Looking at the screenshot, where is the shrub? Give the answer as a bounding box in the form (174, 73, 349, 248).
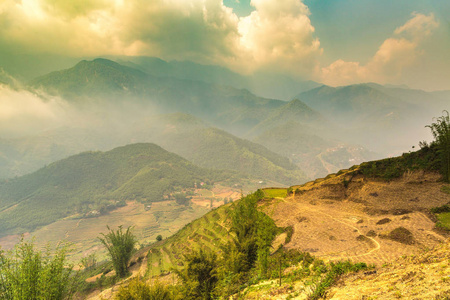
(115, 277, 171, 300)
(0, 238, 77, 300)
(99, 225, 137, 278)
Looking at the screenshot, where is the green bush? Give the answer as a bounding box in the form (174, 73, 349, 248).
(115, 277, 172, 300)
(99, 225, 137, 278)
(0, 238, 77, 300)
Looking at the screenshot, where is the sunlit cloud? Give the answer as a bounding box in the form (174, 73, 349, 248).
(320, 13, 439, 86)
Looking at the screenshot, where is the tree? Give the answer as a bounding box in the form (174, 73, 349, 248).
(0, 238, 77, 300)
(156, 235, 163, 242)
(99, 225, 137, 278)
(177, 250, 218, 300)
(427, 111, 450, 182)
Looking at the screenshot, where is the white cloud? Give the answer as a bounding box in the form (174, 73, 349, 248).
(236, 0, 322, 75)
(0, 84, 70, 137)
(320, 13, 439, 86)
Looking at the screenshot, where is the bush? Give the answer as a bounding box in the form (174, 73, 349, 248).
(99, 225, 137, 278)
(115, 277, 171, 300)
(0, 238, 77, 300)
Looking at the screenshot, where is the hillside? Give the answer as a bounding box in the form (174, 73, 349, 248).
(85, 147, 449, 299)
(157, 126, 308, 186)
(0, 143, 237, 236)
(328, 238, 450, 299)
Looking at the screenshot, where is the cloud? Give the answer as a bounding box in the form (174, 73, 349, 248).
(320, 13, 439, 86)
(0, 83, 70, 137)
(0, 0, 321, 77)
(236, 0, 322, 75)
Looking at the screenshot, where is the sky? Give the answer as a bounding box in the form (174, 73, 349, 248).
(0, 0, 449, 90)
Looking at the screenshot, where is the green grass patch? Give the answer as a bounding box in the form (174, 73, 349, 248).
(436, 212, 450, 230)
(263, 188, 288, 198)
(441, 186, 450, 194)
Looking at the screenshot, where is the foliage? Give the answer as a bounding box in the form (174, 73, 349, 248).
(80, 253, 97, 270)
(359, 144, 440, 180)
(431, 205, 450, 214)
(176, 250, 218, 300)
(436, 213, 450, 231)
(174, 193, 190, 206)
(427, 111, 450, 182)
(156, 235, 163, 242)
(115, 277, 172, 300)
(218, 190, 278, 295)
(0, 238, 77, 300)
(431, 204, 450, 231)
(99, 225, 137, 278)
(308, 261, 367, 300)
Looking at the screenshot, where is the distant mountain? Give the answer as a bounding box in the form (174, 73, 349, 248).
(30, 58, 154, 100)
(253, 121, 378, 178)
(294, 84, 416, 126)
(293, 83, 446, 154)
(116, 56, 321, 99)
(0, 143, 236, 236)
(247, 98, 326, 137)
(31, 58, 288, 134)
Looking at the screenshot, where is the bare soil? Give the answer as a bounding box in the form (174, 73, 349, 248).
(268, 171, 450, 266)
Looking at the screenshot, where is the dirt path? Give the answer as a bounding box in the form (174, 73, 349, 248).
(279, 197, 381, 259)
(310, 208, 381, 258)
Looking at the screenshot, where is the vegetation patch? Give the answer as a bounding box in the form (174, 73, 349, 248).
(359, 145, 440, 180)
(436, 212, 450, 230)
(442, 186, 450, 194)
(308, 261, 368, 300)
(385, 227, 415, 245)
(366, 230, 377, 237)
(376, 218, 391, 225)
(263, 188, 288, 199)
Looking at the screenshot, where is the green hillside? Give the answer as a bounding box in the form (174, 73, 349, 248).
(0, 143, 237, 236)
(159, 126, 308, 185)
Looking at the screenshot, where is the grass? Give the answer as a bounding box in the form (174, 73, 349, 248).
(441, 186, 450, 194)
(263, 188, 288, 199)
(436, 212, 450, 230)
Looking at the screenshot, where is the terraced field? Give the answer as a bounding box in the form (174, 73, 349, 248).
(141, 203, 234, 277)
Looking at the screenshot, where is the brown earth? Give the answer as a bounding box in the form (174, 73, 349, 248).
(328, 238, 450, 299)
(266, 170, 449, 266)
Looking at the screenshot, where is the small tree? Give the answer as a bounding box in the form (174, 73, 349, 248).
(156, 235, 163, 242)
(99, 226, 137, 278)
(177, 250, 218, 300)
(427, 111, 450, 182)
(0, 238, 77, 300)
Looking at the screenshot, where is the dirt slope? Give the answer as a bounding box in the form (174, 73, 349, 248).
(266, 170, 449, 266)
(328, 238, 450, 299)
